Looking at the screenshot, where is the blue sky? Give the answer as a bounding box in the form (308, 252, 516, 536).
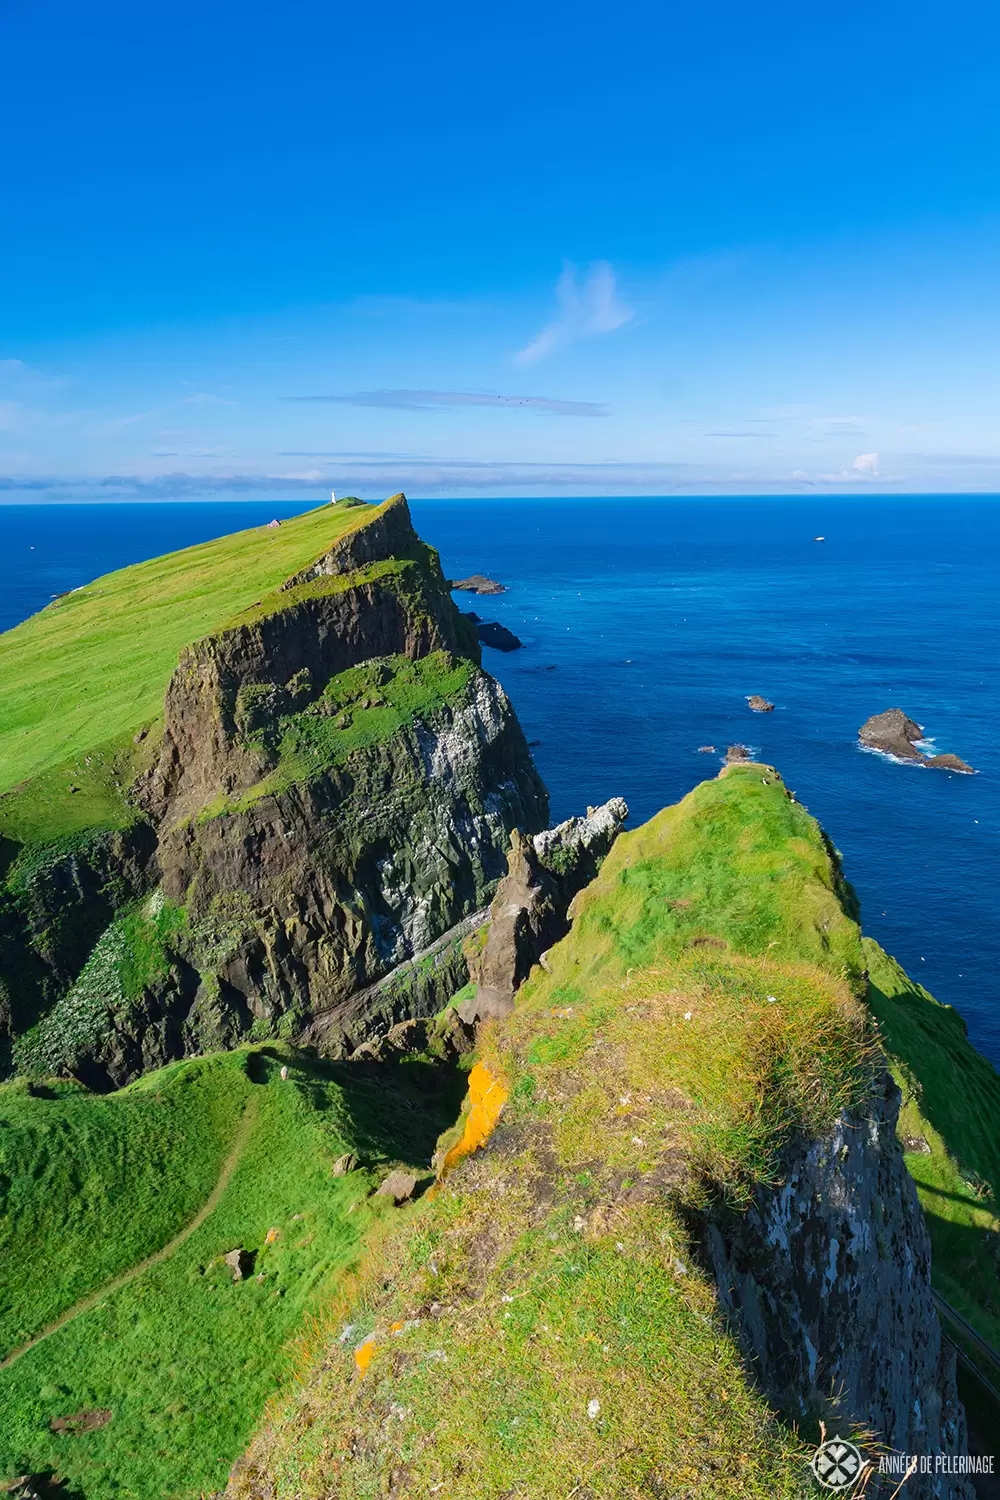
(3, 0, 1000, 499)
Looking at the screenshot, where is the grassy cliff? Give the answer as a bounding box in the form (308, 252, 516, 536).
(0, 500, 384, 809)
(226, 764, 1000, 1500)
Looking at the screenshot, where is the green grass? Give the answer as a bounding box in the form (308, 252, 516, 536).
(864, 938, 1000, 1349)
(0, 1043, 465, 1498)
(0, 498, 385, 802)
(205, 651, 476, 818)
(537, 763, 865, 998)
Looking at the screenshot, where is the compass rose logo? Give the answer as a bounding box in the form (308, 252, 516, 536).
(810, 1435, 864, 1490)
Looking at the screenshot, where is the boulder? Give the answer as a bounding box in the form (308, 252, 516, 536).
(224, 1247, 253, 1281)
(332, 1152, 358, 1176)
(726, 744, 752, 762)
(452, 574, 505, 594)
(374, 1170, 419, 1204)
(746, 695, 774, 713)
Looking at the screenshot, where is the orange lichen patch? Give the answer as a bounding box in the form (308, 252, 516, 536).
(354, 1336, 378, 1377)
(264, 1227, 280, 1245)
(389, 1321, 404, 1333)
(439, 1061, 508, 1179)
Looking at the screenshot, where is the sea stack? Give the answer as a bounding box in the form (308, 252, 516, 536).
(859, 709, 975, 773)
(746, 695, 775, 713)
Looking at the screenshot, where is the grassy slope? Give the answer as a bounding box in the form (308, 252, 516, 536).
(0, 498, 384, 821)
(230, 767, 884, 1499)
(0, 1044, 465, 1498)
(864, 939, 1000, 1349)
(231, 765, 1000, 1499)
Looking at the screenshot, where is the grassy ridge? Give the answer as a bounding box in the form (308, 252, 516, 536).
(0, 500, 382, 801)
(228, 769, 882, 1498)
(0, 1044, 464, 1498)
(230, 766, 1000, 1498)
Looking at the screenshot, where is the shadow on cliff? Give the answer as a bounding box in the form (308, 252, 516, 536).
(250, 1044, 468, 1168)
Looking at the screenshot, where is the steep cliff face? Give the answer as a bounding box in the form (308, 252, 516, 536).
(706, 1071, 971, 1499)
(2, 496, 547, 1085)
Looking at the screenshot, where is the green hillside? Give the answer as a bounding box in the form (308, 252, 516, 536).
(228, 764, 1000, 1500)
(0, 499, 383, 802)
(0, 1044, 465, 1498)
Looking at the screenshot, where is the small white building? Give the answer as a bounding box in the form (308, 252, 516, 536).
(330, 489, 337, 505)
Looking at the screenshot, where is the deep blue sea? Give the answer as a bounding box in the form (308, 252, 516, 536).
(2, 496, 998, 1068)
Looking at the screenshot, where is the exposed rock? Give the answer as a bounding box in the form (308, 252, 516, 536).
(452, 575, 505, 595)
(902, 1134, 932, 1155)
(697, 745, 716, 753)
(925, 753, 976, 774)
(50, 1408, 113, 1435)
(704, 1071, 973, 1500)
(859, 709, 976, 773)
(476, 621, 522, 653)
(725, 744, 752, 762)
(746, 695, 774, 712)
(374, 1170, 419, 1204)
(460, 797, 628, 1024)
(300, 908, 486, 1058)
(859, 708, 926, 762)
(224, 1248, 253, 1281)
(332, 1152, 358, 1176)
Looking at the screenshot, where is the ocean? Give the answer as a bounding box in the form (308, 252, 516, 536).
(2, 495, 997, 1067)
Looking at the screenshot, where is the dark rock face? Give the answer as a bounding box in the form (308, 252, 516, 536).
(476, 620, 522, 653)
(0, 823, 158, 1072)
(726, 743, 752, 762)
(452, 574, 505, 595)
(859, 710, 976, 774)
(704, 1071, 973, 1499)
(460, 797, 628, 1024)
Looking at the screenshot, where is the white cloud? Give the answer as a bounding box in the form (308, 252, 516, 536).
(817, 452, 881, 483)
(516, 262, 633, 364)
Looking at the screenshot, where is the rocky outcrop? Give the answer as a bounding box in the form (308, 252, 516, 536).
(452, 574, 505, 595)
(747, 695, 774, 712)
(460, 797, 628, 1023)
(475, 620, 522, 652)
(860, 710, 976, 774)
(704, 1069, 972, 1499)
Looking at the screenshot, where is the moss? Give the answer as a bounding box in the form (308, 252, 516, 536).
(202, 652, 476, 819)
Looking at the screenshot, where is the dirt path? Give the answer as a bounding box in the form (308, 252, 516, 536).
(0, 1094, 260, 1372)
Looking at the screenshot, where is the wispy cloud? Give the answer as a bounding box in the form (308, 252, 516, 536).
(516, 262, 633, 365)
(280, 390, 607, 416)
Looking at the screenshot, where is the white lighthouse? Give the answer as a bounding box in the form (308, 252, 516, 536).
(330, 489, 337, 505)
